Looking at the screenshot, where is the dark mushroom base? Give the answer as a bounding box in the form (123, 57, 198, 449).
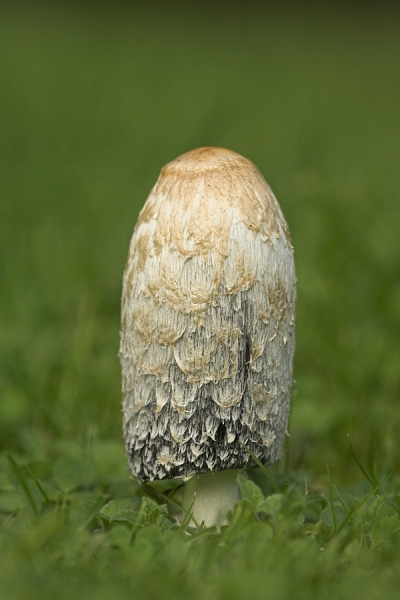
(125, 391, 288, 482)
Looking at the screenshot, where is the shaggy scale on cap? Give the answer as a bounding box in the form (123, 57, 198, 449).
(120, 147, 296, 482)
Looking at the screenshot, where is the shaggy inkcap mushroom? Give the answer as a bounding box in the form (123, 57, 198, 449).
(120, 147, 296, 525)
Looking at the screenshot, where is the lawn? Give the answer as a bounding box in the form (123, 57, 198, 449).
(1, 1, 400, 598)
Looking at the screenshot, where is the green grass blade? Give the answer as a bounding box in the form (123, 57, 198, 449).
(79, 495, 110, 531)
(333, 484, 350, 514)
(348, 436, 376, 485)
(240, 443, 281, 493)
(348, 437, 397, 513)
(129, 499, 148, 541)
(142, 483, 200, 529)
(369, 428, 381, 482)
(7, 453, 39, 517)
(25, 465, 51, 505)
(179, 495, 197, 531)
(337, 473, 392, 533)
(326, 460, 337, 532)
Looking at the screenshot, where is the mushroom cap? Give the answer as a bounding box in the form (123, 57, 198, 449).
(120, 147, 296, 482)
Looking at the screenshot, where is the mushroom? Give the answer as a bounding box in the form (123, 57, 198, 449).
(120, 147, 296, 527)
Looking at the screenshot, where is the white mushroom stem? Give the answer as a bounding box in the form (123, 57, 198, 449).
(183, 469, 240, 528)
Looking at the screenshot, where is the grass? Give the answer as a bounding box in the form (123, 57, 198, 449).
(1, 1, 400, 598)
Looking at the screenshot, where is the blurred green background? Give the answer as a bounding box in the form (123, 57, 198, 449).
(1, 0, 399, 482)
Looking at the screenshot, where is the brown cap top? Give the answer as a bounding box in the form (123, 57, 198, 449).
(161, 147, 252, 176)
(135, 147, 291, 257)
